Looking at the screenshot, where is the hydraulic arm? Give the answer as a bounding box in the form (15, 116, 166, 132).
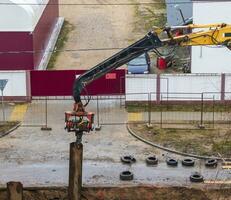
(65, 23, 231, 136)
(73, 32, 162, 104)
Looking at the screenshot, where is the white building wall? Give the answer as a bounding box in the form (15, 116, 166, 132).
(0, 71, 27, 96)
(160, 74, 221, 100)
(126, 74, 221, 101)
(126, 75, 157, 101)
(0, 0, 49, 31)
(192, 1, 231, 73)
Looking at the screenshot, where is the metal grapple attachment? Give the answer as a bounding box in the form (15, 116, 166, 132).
(65, 103, 94, 133)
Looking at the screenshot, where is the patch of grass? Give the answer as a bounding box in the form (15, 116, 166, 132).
(0, 121, 19, 136)
(212, 138, 231, 157)
(47, 20, 75, 70)
(126, 103, 231, 112)
(130, 124, 231, 157)
(133, 0, 166, 35)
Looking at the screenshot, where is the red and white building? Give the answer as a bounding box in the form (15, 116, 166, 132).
(0, 0, 62, 70)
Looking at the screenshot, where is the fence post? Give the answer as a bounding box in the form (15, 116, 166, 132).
(156, 75, 161, 104)
(160, 94, 163, 129)
(213, 95, 215, 129)
(41, 97, 52, 131)
(200, 93, 204, 128)
(7, 182, 23, 200)
(95, 95, 101, 131)
(147, 93, 152, 128)
(221, 73, 225, 102)
(1, 90, 5, 122)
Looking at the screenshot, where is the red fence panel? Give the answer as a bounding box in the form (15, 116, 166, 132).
(30, 69, 125, 96)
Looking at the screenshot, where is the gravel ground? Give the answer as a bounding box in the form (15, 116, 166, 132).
(55, 0, 137, 70)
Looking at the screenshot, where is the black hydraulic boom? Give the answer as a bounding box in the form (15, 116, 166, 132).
(73, 31, 162, 104)
(65, 23, 231, 135)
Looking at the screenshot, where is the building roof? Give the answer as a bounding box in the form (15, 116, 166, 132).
(0, 0, 49, 31)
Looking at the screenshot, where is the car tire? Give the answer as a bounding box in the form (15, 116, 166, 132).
(182, 158, 195, 167)
(120, 171, 134, 181)
(146, 156, 158, 165)
(205, 159, 218, 168)
(166, 158, 178, 166)
(190, 172, 204, 183)
(121, 156, 136, 164)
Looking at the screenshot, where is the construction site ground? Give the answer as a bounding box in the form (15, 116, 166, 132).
(0, 1, 230, 199)
(0, 100, 230, 190)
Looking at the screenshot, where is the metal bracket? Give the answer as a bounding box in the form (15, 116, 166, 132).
(75, 131, 83, 144)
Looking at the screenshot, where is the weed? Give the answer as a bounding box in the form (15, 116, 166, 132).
(126, 103, 231, 112)
(130, 124, 231, 157)
(47, 20, 75, 69)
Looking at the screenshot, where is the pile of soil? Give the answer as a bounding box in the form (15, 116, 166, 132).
(0, 186, 230, 200)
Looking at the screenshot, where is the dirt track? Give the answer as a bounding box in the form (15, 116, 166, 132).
(55, 0, 136, 69)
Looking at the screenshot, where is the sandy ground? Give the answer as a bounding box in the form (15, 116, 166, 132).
(55, 0, 137, 70)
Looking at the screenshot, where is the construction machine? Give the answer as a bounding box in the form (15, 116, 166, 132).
(65, 23, 231, 142)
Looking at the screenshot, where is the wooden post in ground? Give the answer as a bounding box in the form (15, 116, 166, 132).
(68, 142, 83, 200)
(7, 182, 23, 200)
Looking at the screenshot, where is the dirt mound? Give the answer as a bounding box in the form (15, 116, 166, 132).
(0, 186, 230, 200)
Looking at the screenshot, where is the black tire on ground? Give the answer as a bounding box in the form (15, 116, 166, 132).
(166, 158, 178, 166)
(146, 156, 158, 165)
(190, 172, 204, 183)
(182, 158, 195, 167)
(205, 159, 218, 168)
(120, 171, 134, 181)
(121, 156, 136, 164)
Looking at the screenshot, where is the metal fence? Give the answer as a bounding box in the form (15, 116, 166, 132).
(126, 92, 231, 129)
(1, 93, 231, 129)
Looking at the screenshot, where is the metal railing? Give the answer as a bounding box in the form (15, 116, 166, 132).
(1, 93, 231, 129)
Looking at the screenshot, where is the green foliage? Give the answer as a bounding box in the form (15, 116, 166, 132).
(133, 0, 166, 34)
(212, 138, 231, 157)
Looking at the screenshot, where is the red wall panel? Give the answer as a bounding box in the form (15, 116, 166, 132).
(0, 0, 59, 70)
(33, 0, 59, 68)
(30, 70, 125, 96)
(0, 32, 33, 70)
